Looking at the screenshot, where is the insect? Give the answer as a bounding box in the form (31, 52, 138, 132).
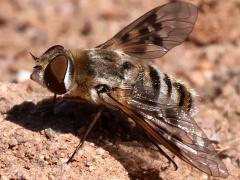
(30, 2, 229, 177)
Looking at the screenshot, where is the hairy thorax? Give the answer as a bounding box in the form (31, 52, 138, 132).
(66, 49, 139, 104)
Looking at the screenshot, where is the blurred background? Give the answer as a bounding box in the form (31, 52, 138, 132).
(0, 0, 239, 179)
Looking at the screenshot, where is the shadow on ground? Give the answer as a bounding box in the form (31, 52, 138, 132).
(6, 98, 168, 179)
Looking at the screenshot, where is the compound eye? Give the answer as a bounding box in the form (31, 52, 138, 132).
(44, 55, 68, 94)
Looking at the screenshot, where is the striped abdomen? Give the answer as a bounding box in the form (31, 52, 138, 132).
(132, 64, 194, 114)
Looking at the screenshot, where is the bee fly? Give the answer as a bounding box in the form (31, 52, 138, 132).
(30, 2, 229, 177)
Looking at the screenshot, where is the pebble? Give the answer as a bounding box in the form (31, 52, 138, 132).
(44, 128, 54, 140)
(39, 154, 45, 160)
(96, 148, 105, 156)
(210, 133, 221, 143)
(88, 165, 95, 172)
(89, 142, 95, 147)
(8, 138, 18, 148)
(85, 161, 92, 167)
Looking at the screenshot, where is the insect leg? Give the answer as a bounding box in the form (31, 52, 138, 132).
(147, 134, 178, 170)
(67, 107, 104, 163)
(52, 93, 57, 105)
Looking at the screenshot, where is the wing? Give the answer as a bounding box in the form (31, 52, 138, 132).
(97, 88, 229, 177)
(96, 2, 198, 59)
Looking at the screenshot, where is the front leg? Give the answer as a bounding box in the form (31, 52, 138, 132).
(67, 106, 104, 163)
(66, 85, 110, 163)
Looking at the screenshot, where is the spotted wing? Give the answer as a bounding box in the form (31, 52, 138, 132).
(98, 88, 229, 177)
(97, 2, 198, 59)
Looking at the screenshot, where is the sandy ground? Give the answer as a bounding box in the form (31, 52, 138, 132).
(0, 0, 240, 179)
